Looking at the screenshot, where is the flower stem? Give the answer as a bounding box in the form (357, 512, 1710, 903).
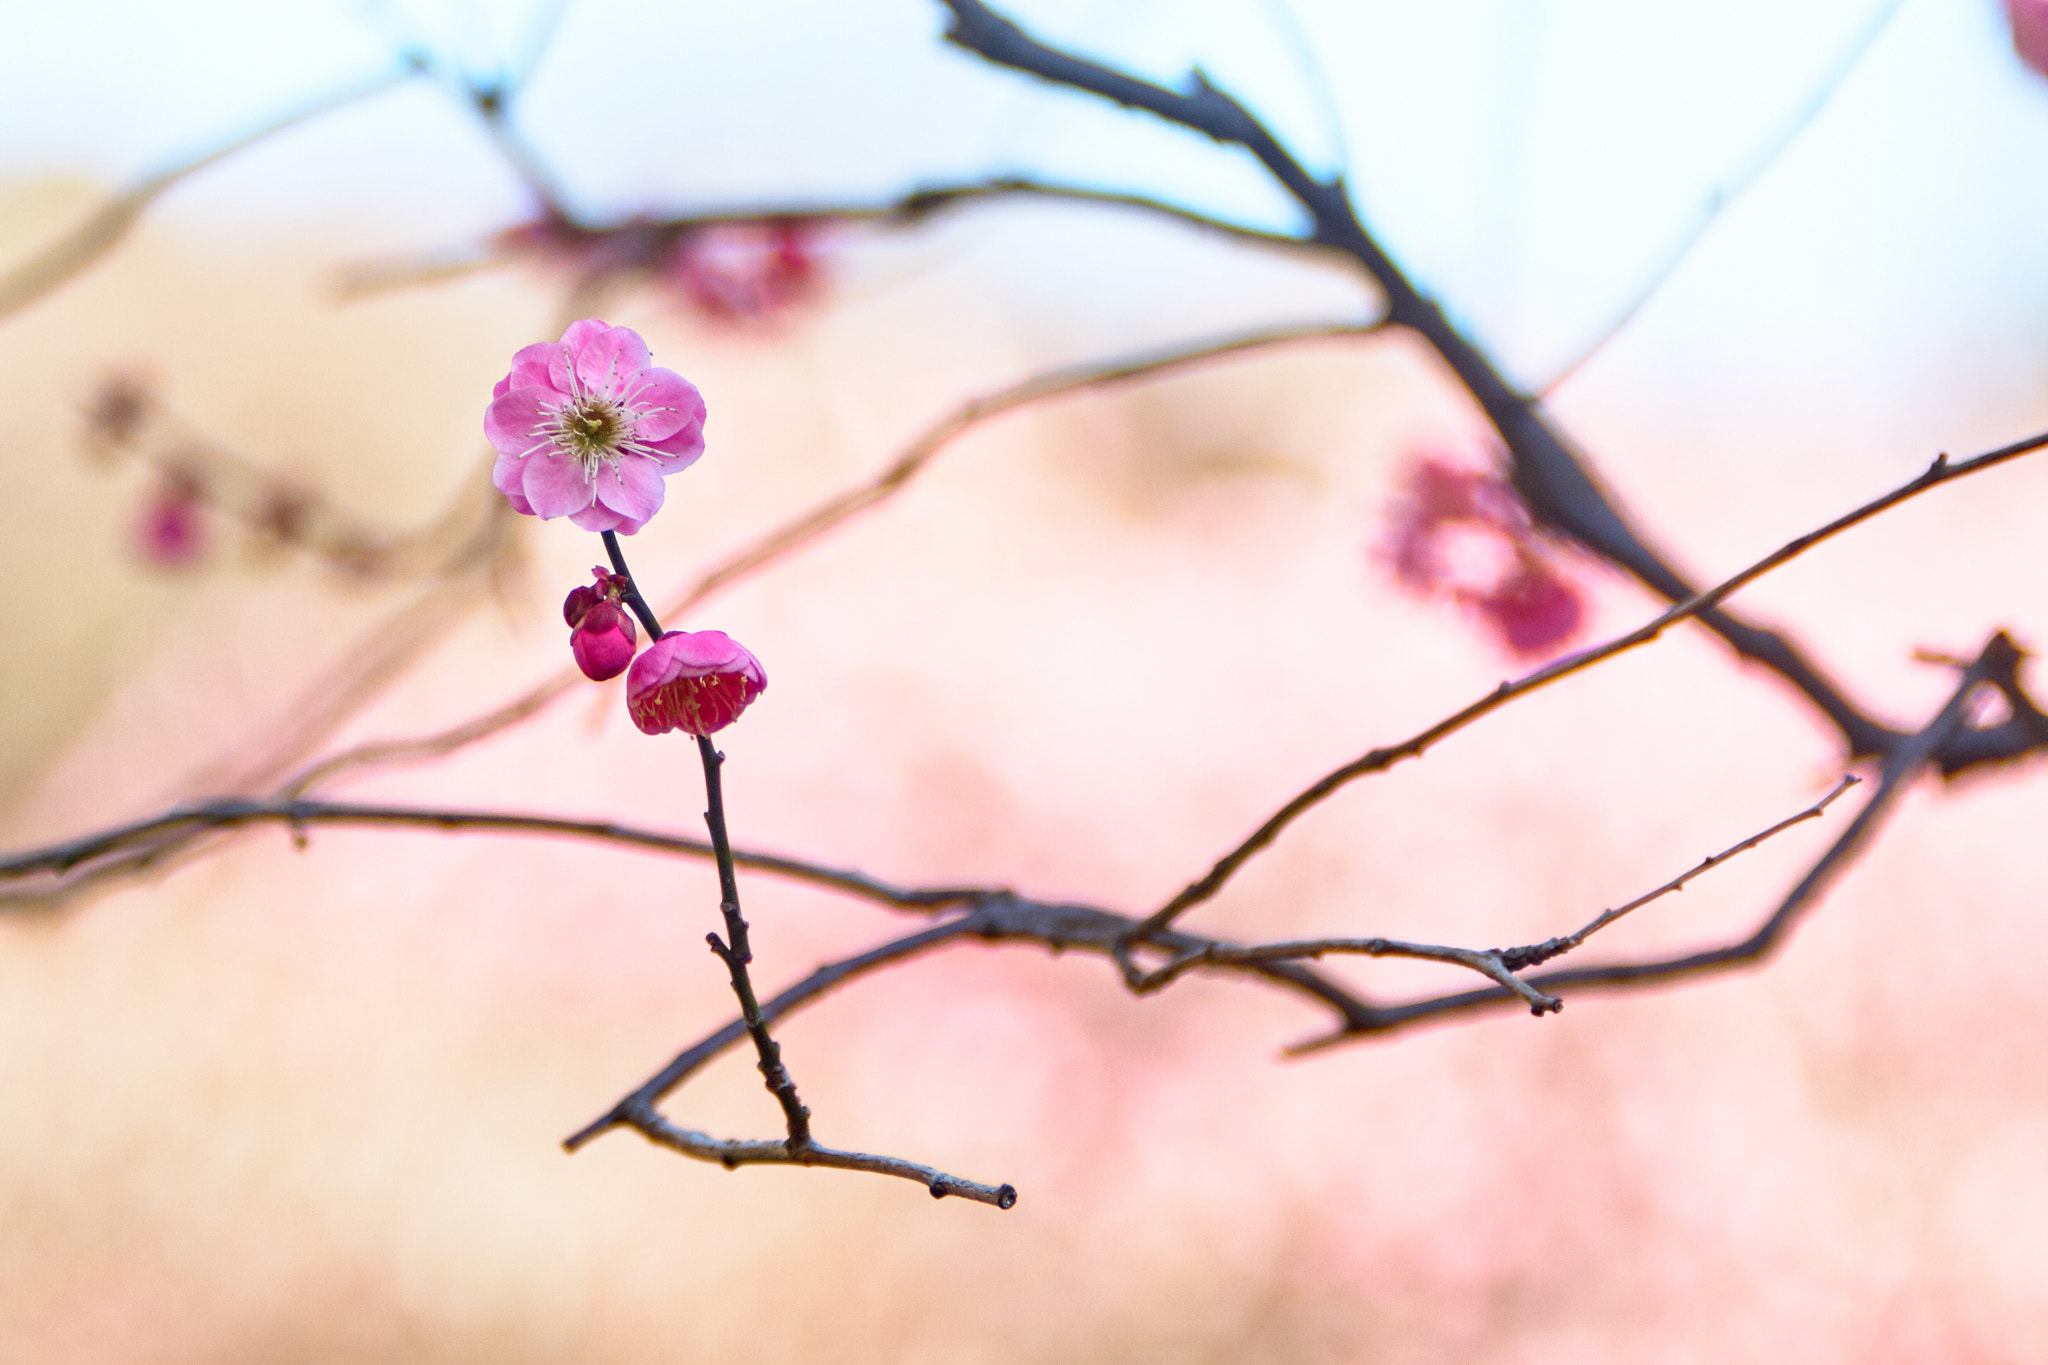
(600, 529, 665, 640)
(698, 732, 812, 1149)
(596, 527, 812, 1150)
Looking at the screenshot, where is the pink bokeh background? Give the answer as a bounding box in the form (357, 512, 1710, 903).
(5, 2, 2048, 1359)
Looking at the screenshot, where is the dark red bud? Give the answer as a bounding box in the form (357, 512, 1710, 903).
(563, 584, 601, 628)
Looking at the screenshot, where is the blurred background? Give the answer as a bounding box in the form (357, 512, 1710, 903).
(4, 0, 2048, 1359)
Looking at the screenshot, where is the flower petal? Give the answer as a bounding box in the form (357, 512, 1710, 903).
(485, 387, 559, 460)
(570, 325, 653, 399)
(507, 341, 563, 393)
(557, 319, 614, 353)
(625, 630, 767, 735)
(491, 447, 525, 497)
(569, 501, 640, 534)
(640, 427, 705, 471)
(621, 367, 705, 443)
(522, 451, 596, 520)
(593, 453, 666, 523)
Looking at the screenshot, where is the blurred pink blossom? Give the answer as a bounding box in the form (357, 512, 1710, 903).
(563, 568, 639, 681)
(484, 320, 706, 535)
(666, 221, 822, 324)
(1383, 455, 1586, 659)
(626, 630, 767, 736)
(2012, 0, 2048, 78)
(134, 474, 206, 567)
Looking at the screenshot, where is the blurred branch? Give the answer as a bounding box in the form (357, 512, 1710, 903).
(937, 0, 1922, 765)
(666, 317, 1383, 610)
(19, 320, 1384, 912)
(334, 175, 1321, 300)
(272, 319, 1384, 798)
(1541, 0, 1909, 395)
(1127, 433, 2048, 941)
(82, 373, 478, 581)
(0, 62, 419, 323)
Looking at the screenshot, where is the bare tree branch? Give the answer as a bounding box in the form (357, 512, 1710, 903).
(334, 175, 1325, 300)
(1288, 633, 2028, 1052)
(1127, 433, 2048, 942)
(1491, 774, 1861, 970)
(0, 798, 981, 910)
(1123, 775, 1861, 1012)
(936, 0, 1923, 763)
(629, 1111, 1018, 1210)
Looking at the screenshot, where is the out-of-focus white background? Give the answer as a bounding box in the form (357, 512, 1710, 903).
(4, 2, 2048, 1359)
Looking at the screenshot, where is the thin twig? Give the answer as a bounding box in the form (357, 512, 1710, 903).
(697, 733, 813, 1149)
(1492, 773, 1861, 971)
(1123, 773, 1860, 1012)
(1287, 633, 2027, 1052)
(0, 798, 987, 911)
(587, 533, 1001, 1200)
(661, 319, 1382, 612)
(565, 892, 1385, 1158)
(1125, 434, 2048, 943)
(1130, 936, 1568, 1015)
(630, 1109, 1017, 1209)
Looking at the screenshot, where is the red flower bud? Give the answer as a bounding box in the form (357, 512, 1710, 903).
(570, 601, 638, 681)
(625, 630, 766, 735)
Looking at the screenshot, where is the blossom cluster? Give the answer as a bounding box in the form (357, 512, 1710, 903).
(497, 215, 825, 327)
(488, 321, 765, 735)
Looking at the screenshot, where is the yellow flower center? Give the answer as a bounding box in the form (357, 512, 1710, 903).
(555, 397, 629, 474)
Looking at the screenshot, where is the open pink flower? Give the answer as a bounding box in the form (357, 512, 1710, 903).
(484, 319, 706, 535)
(625, 630, 767, 736)
(1383, 455, 1586, 660)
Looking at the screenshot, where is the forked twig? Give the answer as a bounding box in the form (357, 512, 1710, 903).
(1121, 774, 1862, 1013)
(1126, 433, 2048, 943)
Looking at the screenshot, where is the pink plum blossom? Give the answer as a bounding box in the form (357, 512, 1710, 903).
(2012, 0, 2048, 79)
(667, 221, 822, 324)
(1383, 455, 1586, 660)
(484, 319, 706, 535)
(625, 630, 767, 736)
